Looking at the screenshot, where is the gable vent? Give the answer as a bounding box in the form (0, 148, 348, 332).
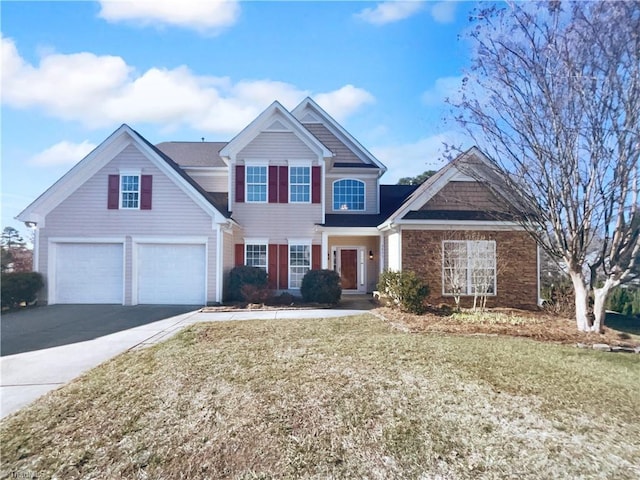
(265, 120, 289, 131)
(300, 112, 321, 123)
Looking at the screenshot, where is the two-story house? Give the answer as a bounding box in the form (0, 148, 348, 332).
(17, 98, 539, 308)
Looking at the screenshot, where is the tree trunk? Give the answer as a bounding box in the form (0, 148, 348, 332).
(569, 271, 590, 332)
(592, 278, 618, 334)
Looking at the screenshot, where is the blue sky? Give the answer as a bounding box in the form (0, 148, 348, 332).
(2, 0, 475, 237)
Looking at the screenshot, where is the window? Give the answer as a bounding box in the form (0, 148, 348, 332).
(333, 179, 365, 211)
(245, 244, 267, 271)
(246, 166, 267, 202)
(289, 166, 310, 203)
(442, 240, 496, 295)
(289, 244, 311, 288)
(121, 175, 140, 209)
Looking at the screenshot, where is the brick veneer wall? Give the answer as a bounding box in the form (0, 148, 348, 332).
(402, 229, 538, 309)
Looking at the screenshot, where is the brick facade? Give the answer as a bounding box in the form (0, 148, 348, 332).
(402, 229, 538, 309)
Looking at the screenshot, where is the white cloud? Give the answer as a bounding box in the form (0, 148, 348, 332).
(356, 1, 424, 25)
(29, 140, 98, 166)
(421, 75, 464, 106)
(98, 0, 240, 34)
(314, 85, 375, 122)
(1, 36, 375, 135)
(372, 131, 467, 183)
(430, 1, 457, 24)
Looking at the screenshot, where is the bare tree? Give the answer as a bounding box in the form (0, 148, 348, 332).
(442, 240, 467, 311)
(451, 1, 640, 332)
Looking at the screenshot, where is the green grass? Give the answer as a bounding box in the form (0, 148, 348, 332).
(2, 315, 639, 479)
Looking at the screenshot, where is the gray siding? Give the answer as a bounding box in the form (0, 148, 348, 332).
(325, 174, 378, 214)
(186, 172, 228, 192)
(39, 143, 219, 304)
(233, 204, 322, 244)
(237, 132, 317, 162)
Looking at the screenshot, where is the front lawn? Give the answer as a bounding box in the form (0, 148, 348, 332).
(2, 315, 639, 479)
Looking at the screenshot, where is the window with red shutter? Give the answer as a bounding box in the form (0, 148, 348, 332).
(107, 175, 119, 209)
(140, 175, 152, 210)
(312, 166, 321, 204)
(278, 166, 288, 203)
(268, 166, 278, 203)
(235, 243, 245, 267)
(312, 245, 321, 270)
(235, 165, 245, 203)
(278, 244, 288, 289)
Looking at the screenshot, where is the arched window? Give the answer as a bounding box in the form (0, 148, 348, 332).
(333, 179, 365, 211)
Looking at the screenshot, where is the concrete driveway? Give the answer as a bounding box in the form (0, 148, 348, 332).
(0, 306, 369, 419)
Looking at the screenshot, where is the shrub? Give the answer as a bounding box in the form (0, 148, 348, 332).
(607, 287, 640, 316)
(227, 266, 268, 302)
(1, 272, 44, 308)
(377, 270, 429, 315)
(267, 292, 295, 306)
(301, 269, 341, 305)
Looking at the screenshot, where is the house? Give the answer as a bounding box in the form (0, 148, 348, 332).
(17, 98, 539, 308)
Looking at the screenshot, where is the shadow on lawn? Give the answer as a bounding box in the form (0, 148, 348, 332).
(606, 312, 640, 336)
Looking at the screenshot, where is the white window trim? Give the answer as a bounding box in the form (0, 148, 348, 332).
(289, 163, 311, 204)
(244, 160, 268, 204)
(244, 238, 269, 271)
(287, 239, 312, 289)
(119, 173, 141, 210)
(441, 240, 497, 296)
(332, 178, 366, 212)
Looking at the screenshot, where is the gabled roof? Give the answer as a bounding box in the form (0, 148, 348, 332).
(381, 147, 514, 227)
(17, 124, 233, 225)
(219, 100, 332, 160)
(292, 97, 387, 175)
(155, 141, 228, 168)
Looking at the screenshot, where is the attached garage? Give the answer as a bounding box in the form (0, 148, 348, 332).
(135, 243, 206, 305)
(52, 242, 124, 304)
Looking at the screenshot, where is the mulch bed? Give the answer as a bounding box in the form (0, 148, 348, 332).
(375, 307, 640, 347)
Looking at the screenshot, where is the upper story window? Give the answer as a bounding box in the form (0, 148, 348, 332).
(246, 166, 267, 203)
(333, 179, 365, 211)
(289, 166, 310, 203)
(442, 240, 496, 296)
(108, 173, 152, 210)
(120, 175, 140, 209)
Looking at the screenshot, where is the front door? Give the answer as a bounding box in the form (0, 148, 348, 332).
(340, 249, 358, 290)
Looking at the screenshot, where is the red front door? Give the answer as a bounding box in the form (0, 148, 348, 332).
(340, 249, 358, 290)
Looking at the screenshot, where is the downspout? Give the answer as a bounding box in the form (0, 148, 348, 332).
(216, 223, 223, 304)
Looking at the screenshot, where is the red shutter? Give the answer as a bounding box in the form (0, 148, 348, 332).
(312, 166, 321, 204)
(235, 165, 245, 203)
(108, 175, 119, 209)
(140, 175, 152, 210)
(278, 244, 288, 289)
(268, 166, 278, 203)
(278, 166, 288, 203)
(268, 244, 278, 289)
(312, 245, 321, 270)
(235, 244, 244, 267)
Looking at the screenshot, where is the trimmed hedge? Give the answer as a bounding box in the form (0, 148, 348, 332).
(377, 270, 429, 314)
(301, 269, 342, 305)
(227, 266, 269, 302)
(1, 272, 44, 308)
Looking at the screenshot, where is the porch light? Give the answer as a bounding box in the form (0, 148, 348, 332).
(369, 250, 374, 260)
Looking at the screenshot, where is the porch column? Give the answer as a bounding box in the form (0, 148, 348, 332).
(321, 231, 329, 269)
(379, 232, 385, 274)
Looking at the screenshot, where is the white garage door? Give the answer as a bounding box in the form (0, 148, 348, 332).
(54, 243, 123, 304)
(137, 243, 206, 305)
